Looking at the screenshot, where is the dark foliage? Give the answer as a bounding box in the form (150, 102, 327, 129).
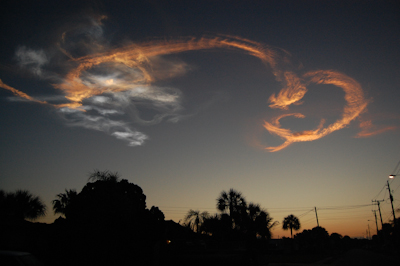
(49, 170, 165, 266)
(0, 189, 46, 221)
(201, 189, 277, 242)
(282, 214, 301, 239)
(295, 226, 330, 251)
(184, 209, 209, 234)
(52, 189, 77, 218)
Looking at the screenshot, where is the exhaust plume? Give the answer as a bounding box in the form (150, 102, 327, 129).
(263, 70, 369, 151)
(0, 16, 373, 150)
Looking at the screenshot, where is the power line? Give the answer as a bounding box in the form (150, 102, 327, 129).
(318, 204, 373, 210)
(320, 217, 371, 221)
(393, 183, 400, 193)
(300, 217, 317, 225)
(298, 209, 314, 218)
(318, 209, 373, 215)
(372, 184, 387, 200)
(390, 159, 400, 176)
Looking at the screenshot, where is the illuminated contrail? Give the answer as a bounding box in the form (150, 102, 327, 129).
(0, 79, 47, 104)
(356, 120, 397, 138)
(263, 70, 370, 151)
(0, 17, 373, 150)
(51, 35, 287, 110)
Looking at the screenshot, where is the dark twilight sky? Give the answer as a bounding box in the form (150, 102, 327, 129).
(1, 0, 399, 238)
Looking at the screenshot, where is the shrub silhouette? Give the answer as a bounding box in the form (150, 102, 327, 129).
(53, 170, 164, 266)
(0, 189, 46, 221)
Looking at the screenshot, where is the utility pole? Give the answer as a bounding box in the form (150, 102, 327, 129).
(373, 199, 388, 245)
(368, 223, 371, 240)
(372, 199, 384, 229)
(315, 207, 320, 227)
(387, 180, 397, 225)
(372, 210, 379, 236)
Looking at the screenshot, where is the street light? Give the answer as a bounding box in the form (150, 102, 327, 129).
(388, 160, 399, 228)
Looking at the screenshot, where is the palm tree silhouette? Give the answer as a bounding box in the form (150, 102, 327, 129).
(217, 188, 247, 229)
(241, 202, 278, 239)
(52, 189, 77, 218)
(255, 210, 278, 239)
(282, 214, 301, 238)
(184, 209, 209, 234)
(1, 189, 46, 221)
(88, 170, 120, 182)
(247, 203, 261, 221)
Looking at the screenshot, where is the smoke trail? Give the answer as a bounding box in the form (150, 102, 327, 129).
(263, 70, 369, 151)
(0, 79, 47, 104)
(0, 17, 372, 150)
(356, 120, 397, 138)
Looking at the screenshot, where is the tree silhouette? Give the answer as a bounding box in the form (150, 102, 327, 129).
(56, 170, 164, 266)
(295, 226, 330, 251)
(282, 214, 301, 238)
(0, 189, 46, 221)
(184, 209, 209, 234)
(88, 169, 120, 182)
(150, 206, 165, 222)
(247, 203, 261, 221)
(217, 188, 247, 229)
(52, 189, 77, 218)
(68, 177, 147, 226)
(330, 232, 343, 250)
(253, 209, 278, 239)
(240, 202, 278, 239)
(202, 213, 232, 239)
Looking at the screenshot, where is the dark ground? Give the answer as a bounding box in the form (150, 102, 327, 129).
(326, 249, 400, 266)
(163, 248, 400, 266)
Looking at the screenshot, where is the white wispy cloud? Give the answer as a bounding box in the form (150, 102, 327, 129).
(15, 46, 49, 77)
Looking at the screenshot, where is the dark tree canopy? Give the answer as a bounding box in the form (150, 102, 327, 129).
(217, 188, 247, 229)
(68, 176, 147, 227)
(184, 209, 209, 234)
(282, 214, 301, 238)
(295, 226, 330, 250)
(88, 169, 120, 183)
(202, 213, 232, 238)
(150, 206, 165, 221)
(52, 189, 77, 218)
(0, 189, 46, 221)
(207, 189, 277, 240)
(51, 170, 165, 266)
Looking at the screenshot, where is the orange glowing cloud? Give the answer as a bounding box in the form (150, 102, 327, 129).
(0, 79, 47, 104)
(263, 70, 370, 151)
(268, 72, 307, 109)
(50, 35, 286, 110)
(0, 17, 374, 148)
(356, 120, 397, 138)
(2, 34, 290, 146)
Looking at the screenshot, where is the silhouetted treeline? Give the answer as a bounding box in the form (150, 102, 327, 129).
(1, 175, 400, 266)
(183, 189, 277, 243)
(1, 171, 165, 266)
